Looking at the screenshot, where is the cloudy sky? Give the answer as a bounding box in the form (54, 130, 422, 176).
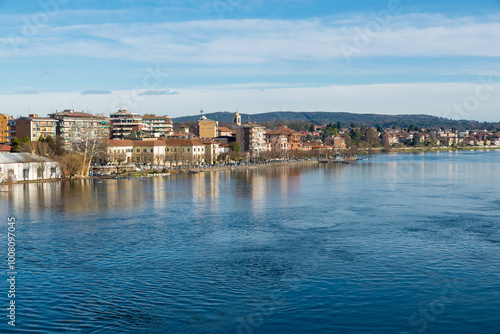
(1, 0, 499, 120)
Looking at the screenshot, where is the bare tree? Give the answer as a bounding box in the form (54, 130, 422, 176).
(59, 154, 83, 180)
(19, 142, 34, 153)
(71, 122, 106, 177)
(35, 141, 52, 158)
(114, 152, 127, 174)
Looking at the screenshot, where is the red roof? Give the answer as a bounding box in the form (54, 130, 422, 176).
(106, 139, 134, 147)
(132, 140, 166, 147)
(0, 144, 11, 152)
(163, 138, 206, 146)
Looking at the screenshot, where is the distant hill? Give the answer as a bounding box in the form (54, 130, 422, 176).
(172, 111, 499, 130)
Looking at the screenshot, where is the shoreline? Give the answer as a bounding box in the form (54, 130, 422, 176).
(2, 147, 499, 186)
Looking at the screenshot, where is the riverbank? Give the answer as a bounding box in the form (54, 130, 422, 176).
(358, 146, 500, 154)
(2, 147, 498, 186)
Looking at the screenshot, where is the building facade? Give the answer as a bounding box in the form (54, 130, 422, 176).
(0, 114, 11, 143)
(235, 123, 266, 153)
(266, 130, 289, 151)
(110, 109, 143, 139)
(0, 153, 60, 182)
(164, 138, 207, 164)
(50, 110, 110, 150)
(15, 114, 57, 141)
(198, 111, 218, 138)
(142, 114, 173, 138)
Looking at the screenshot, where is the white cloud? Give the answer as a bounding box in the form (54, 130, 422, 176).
(1, 13, 500, 64)
(1, 82, 499, 121)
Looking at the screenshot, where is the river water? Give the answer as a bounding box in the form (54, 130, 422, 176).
(1, 150, 500, 333)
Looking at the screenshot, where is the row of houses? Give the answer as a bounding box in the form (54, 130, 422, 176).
(383, 130, 500, 147)
(105, 138, 219, 165)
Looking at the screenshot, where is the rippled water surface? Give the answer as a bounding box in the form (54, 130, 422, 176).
(1, 150, 500, 333)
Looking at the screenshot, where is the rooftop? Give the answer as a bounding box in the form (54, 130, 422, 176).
(0, 153, 52, 164)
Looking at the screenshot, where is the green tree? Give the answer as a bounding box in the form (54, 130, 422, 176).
(412, 134, 421, 146)
(229, 142, 241, 153)
(309, 124, 315, 132)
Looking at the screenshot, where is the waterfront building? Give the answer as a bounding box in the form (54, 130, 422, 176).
(201, 140, 219, 164)
(15, 114, 57, 141)
(235, 122, 266, 153)
(105, 139, 135, 164)
(110, 109, 143, 139)
(142, 114, 173, 138)
(277, 126, 302, 150)
(132, 139, 167, 165)
(325, 136, 346, 149)
(265, 130, 289, 151)
(49, 109, 110, 150)
(0, 153, 60, 183)
(164, 138, 206, 164)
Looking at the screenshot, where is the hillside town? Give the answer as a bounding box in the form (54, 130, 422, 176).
(1, 109, 499, 183)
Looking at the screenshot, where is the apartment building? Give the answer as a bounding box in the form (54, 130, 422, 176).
(235, 123, 266, 153)
(50, 109, 110, 150)
(110, 109, 143, 139)
(0, 113, 11, 143)
(142, 114, 174, 138)
(266, 130, 289, 151)
(15, 114, 57, 141)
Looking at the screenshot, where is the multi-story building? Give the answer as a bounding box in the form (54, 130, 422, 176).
(142, 114, 173, 138)
(201, 140, 219, 164)
(132, 139, 167, 165)
(198, 110, 218, 138)
(164, 138, 207, 164)
(277, 126, 302, 150)
(0, 114, 11, 143)
(235, 123, 266, 153)
(6, 118, 16, 144)
(266, 130, 289, 151)
(105, 139, 134, 164)
(325, 136, 346, 149)
(15, 114, 57, 141)
(218, 127, 233, 137)
(110, 109, 143, 139)
(49, 109, 110, 150)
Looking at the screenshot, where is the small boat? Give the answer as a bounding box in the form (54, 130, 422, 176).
(188, 171, 199, 175)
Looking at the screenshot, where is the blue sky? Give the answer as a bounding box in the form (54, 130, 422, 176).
(1, 0, 499, 121)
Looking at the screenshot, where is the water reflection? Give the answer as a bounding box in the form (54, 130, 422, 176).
(1, 152, 499, 333)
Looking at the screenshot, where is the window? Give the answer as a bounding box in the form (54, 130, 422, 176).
(137, 149, 140, 153)
(151, 149, 153, 153)
(37, 167, 43, 179)
(23, 169, 29, 179)
(51, 167, 56, 175)
(143, 149, 147, 153)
